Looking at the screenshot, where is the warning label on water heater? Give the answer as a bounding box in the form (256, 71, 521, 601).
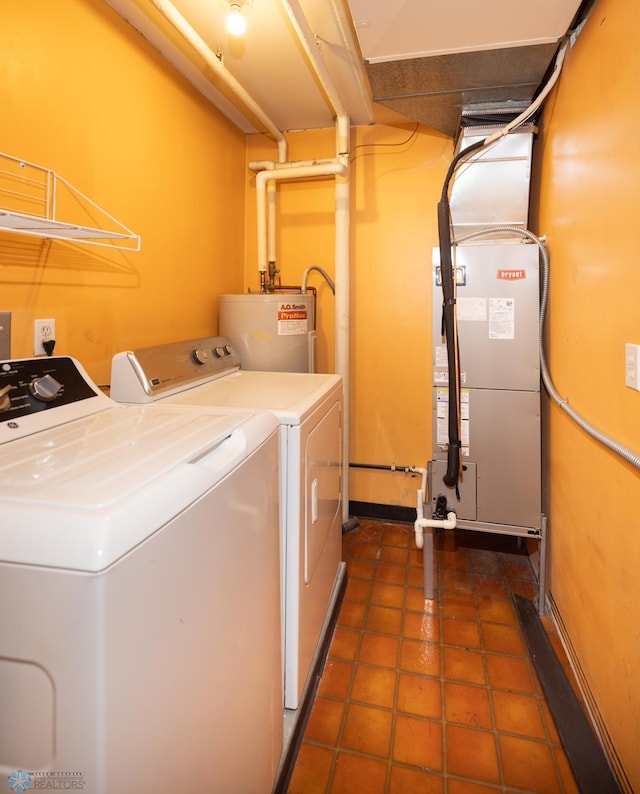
(277, 302, 308, 335)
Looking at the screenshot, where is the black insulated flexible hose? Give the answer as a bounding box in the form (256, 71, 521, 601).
(434, 27, 581, 491)
(437, 139, 486, 488)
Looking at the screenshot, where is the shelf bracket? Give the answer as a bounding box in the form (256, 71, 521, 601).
(0, 152, 140, 251)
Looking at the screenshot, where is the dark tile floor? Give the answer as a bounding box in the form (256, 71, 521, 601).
(286, 519, 580, 793)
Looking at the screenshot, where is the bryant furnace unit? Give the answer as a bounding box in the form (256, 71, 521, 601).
(429, 124, 546, 610)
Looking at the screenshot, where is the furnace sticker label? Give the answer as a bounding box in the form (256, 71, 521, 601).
(434, 369, 448, 384)
(488, 298, 515, 340)
(457, 296, 487, 322)
(433, 369, 466, 386)
(277, 302, 308, 335)
(436, 387, 470, 456)
(434, 346, 466, 383)
(435, 345, 448, 368)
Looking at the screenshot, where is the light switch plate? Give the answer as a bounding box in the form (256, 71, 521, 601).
(625, 343, 640, 391)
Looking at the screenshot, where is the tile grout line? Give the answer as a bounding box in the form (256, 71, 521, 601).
(436, 540, 450, 790)
(328, 534, 373, 793)
(478, 589, 507, 791)
(306, 523, 577, 793)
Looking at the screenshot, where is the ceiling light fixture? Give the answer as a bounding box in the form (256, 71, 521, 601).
(226, 2, 246, 36)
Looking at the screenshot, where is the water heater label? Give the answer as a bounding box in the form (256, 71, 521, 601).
(277, 302, 308, 335)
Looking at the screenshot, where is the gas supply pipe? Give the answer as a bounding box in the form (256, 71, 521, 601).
(348, 462, 457, 548)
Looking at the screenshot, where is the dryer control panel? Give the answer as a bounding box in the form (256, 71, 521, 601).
(111, 336, 241, 403)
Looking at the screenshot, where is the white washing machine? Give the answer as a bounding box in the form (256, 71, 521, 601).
(111, 336, 345, 712)
(0, 355, 282, 794)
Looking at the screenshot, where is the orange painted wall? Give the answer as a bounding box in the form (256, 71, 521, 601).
(245, 126, 452, 507)
(1, 0, 246, 384)
(5, 0, 635, 785)
(533, 0, 640, 786)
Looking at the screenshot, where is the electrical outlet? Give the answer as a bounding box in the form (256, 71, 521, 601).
(625, 343, 640, 391)
(34, 318, 56, 356)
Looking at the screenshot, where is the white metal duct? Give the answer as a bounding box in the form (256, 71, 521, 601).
(347, 0, 588, 136)
(449, 124, 536, 235)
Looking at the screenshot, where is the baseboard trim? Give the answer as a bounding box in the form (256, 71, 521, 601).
(272, 563, 347, 794)
(348, 500, 415, 524)
(546, 594, 633, 794)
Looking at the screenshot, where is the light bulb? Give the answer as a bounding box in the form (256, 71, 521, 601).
(226, 3, 246, 36)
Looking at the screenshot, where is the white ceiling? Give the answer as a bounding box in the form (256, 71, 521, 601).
(348, 0, 582, 63)
(106, 0, 587, 137)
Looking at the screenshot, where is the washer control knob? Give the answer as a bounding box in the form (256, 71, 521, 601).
(213, 346, 226, 358)
(224, 344, 233, 355)
(0, 384, 14, 412)
(192, 348, 208, 365)
(29, 374, 63, 402)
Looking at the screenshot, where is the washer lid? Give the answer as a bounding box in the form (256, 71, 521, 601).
(0, 403, 278, 572)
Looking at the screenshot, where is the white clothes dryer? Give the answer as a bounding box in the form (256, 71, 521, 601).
(111, 337, 345, 712)
(0, 356, 282, 794)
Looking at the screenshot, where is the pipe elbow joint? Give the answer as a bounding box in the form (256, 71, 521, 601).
(443, 511, 457, 530)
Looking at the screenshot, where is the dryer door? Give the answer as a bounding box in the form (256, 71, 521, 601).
(304, 399, 342, 584)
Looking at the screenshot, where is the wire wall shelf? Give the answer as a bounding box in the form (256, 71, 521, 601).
(0, 152, 141, 251)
